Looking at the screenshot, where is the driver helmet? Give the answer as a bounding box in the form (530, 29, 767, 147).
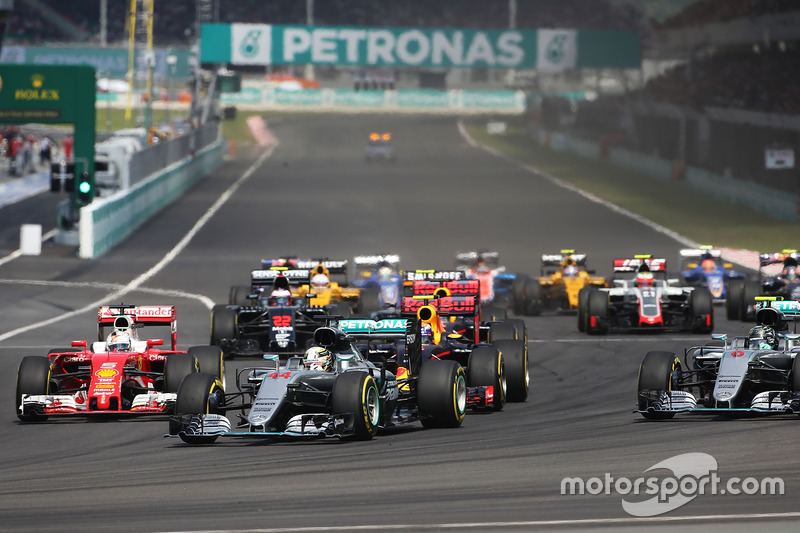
(783, 266, 797, 281)
(304, 346, 332, 371)
(269, 288, 292, 306)
(378, 264, 394, 281)
(635, 271, 655, 287)
(421, 323, 433, 343)
(564, 265, 579, 277)
(748, 325, 777, 350)
(107, 330, 132, 352)
(311, 273, 330, 290)
(701, 258, 716, 273)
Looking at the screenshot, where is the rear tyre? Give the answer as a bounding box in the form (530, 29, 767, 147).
(331, 371, 380, 440)
(228, 285, 252, 306)
(187, 345, 225, 386)
(16, 356, 51, 421)
(690, 288, 714, 333)
(493, 339, 528, 402)
(525, 280, 542, 316)
(586, 290, 608, 335)
(210, 304, 237, 350)
(164, 353, 198, 394)
(419, 360, 467, 428)
(357, 285, 382, 317)
(489, 321, 517, 343)
(726, 279, 744, 320)
(467, 346, 506, 411)
(511, 274, 530, 316)
(482, 305, 508, 321)
(577, 287, 593, 333)
(637, 351, 680, 420)
(741, 281, 761, 322)
(174, 373, 225, 444)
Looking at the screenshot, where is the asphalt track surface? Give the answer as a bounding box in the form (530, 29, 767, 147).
(0, 115, 798, 533)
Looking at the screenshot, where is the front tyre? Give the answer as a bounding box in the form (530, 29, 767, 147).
(164, 353, 198, 394)
(637, 351, 680, 420)
(210, 304, 237, 351)
(467, 346, 506, 411)
(16, 356, 51, 421)
(173, 373, 226, 444)
(419, 360, 467, 428)
(331, 371, 380, 440)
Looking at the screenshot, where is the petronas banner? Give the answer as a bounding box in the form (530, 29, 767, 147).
(201, 24, 640, 70)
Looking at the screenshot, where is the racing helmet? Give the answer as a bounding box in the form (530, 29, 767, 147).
(269, 288, 292, 306)
(378, 264, 394, 281)
(783, 266, 797, 281)
(748, 325, 777, 350)
(311, 273, 330, 290)
(635, 271, 655, 287)
(701, 258, 716, 273)
(107, 330, 132, 352)
(563, 265, 579, 277)
(304, 346, 332, 371)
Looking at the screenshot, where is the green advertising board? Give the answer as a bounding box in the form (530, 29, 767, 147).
(201, 24, 641, 70)
(0, 64, 96, 207)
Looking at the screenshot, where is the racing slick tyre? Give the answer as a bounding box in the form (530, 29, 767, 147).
(228, 285, 252, 306)
(419, 360, 467, 428)
(577, 287, 594, 333)
(637, 351, 680, 420)
(164, 353, 198, 394)
(188, 345, 225, 386)
(726, 279, 744, 321)
(791, 355, 800, 414)
(524, 280, 542, 316)
(482, 305, 508, 321)
(16, 356, 51, 421)
(492, 339, 528, 402)
(173, 373, 226, 444)
(741, 281, 761, 322)
(331, 371, 380, 440)
(512, 274, 530, 316)
(586, 290, 609, 335)
(489, 321, 517, 343)
(467, 346, 506, 411)
(690, 288, 714, 334)
(210, 304, 237, 354)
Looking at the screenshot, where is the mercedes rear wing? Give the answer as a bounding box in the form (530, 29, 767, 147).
(755, 297, 800, 332)
(337, 318, 408, 341)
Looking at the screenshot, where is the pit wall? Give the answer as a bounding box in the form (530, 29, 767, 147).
(535, 129, 798, 224)
(79, 137, 224, 258)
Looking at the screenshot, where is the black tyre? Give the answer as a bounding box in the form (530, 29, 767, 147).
(164, 353, 198, 394)
(586, 290, 608, 335)
(482, 305, 508, 321)
(357, 285, 382, 317)
(174, 373, 226, 444)
(577, 287, 593, 333)
(791, 354, 800, 407)
(467, 346, 506, 411)
(418, 360, 467, 428)
(726, 279, 744, 321)
(187, 346, 225, 382)
(210, 304, 237, 347)
(511, 274, 530, 316)
(331, 371, 380, 440)
(525, 280, 542, 316)
(228, 285, 252, 306)
(690, 288, 714, 333)
(637, 351, 680, 420)
(493, 338, 528, 402)
(741, 281, 761, 322)
(16, 356, 51, 421)
(489, 321, 517, 343)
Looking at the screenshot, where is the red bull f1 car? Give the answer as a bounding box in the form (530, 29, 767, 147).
(578, 255, 714, 335)
(16, 305, 224, 421)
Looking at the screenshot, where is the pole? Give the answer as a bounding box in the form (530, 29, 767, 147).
(100, 0, 107, 46)
(304, 0, 315, 81)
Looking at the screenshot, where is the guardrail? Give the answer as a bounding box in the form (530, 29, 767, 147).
(222, 88, 526, 114)
(79, 128, 224, 258)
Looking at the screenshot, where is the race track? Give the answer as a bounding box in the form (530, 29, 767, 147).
(0, 115, 797, 533)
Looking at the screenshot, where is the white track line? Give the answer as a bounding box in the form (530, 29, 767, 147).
(0, 145, 276, 343)
(162, 511, 800, 533)
(0, 229, 57, 267)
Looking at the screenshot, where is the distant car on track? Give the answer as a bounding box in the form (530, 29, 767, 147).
(679, 246, 745, 303)
(365, 132, 396, 162)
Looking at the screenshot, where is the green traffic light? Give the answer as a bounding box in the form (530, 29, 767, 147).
(78, 181, 91, 194)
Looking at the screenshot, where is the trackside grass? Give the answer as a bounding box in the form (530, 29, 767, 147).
(465, 120, 798, 253)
